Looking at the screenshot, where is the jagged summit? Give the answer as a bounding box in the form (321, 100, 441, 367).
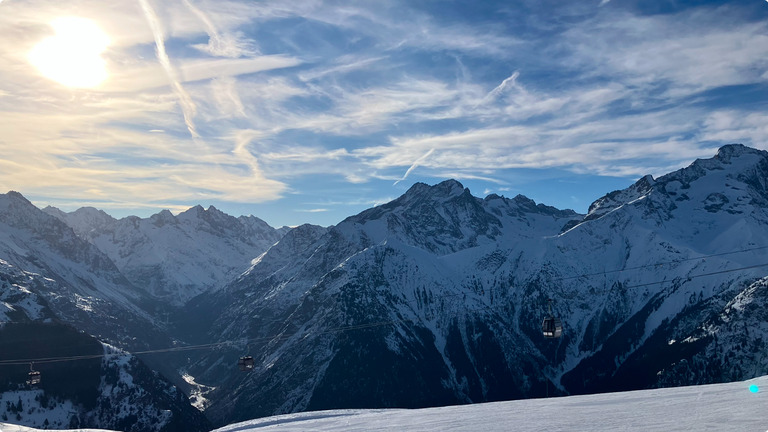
(713, 143, 766, 161)
(650, 144, 767, 188)
(149, 209, 176, 227)
(0, 190, 42, 220)
(397, 180, 470, 207)
(37, 199, 289, 305)
(405, 179, 466, 195)
(578, 144, 768, 229)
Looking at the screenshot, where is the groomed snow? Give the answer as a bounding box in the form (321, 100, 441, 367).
(216, 375, 768, 431)
(2, 375, 767, 431)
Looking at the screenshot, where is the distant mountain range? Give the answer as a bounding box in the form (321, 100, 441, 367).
(42, 204, 288, 306)
(1, 144, 767, 429)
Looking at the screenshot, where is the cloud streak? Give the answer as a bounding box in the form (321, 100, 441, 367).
(138, 0, 199, 138)
(1, 0, 766, 225)
(183, 0, 256, 58)
(394, 148, 435, 186)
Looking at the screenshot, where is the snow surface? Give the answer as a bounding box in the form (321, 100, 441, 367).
(4, 375, 765, 432)
(219, 374, 768, 431)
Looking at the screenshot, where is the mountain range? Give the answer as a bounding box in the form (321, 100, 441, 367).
(1, 144, 767, 429)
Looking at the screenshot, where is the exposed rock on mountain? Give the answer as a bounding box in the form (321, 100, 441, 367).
(44, 204, 287, 305)
(184, 145, 768, 425)
(3, 144, 768, 429)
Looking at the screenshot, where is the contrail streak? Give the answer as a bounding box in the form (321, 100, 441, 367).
(182, 0, 224, 54)
(182, 0, 253, 58)
(485, 71, 520, 101)
(394, 148, 435, 186)
(138, 0, 200, 138)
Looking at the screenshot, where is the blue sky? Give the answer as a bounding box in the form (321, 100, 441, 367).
(0, 0, 766, 227)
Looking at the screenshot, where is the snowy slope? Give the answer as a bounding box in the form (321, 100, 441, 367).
(4, 374, 767, 431)
(0, 192, 169, 348)
(214, 375, 768, 431)
(44, 205, 287, 305)
(0, 322, 210, 432)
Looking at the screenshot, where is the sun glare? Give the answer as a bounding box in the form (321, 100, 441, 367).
(29, 17, 110, 88)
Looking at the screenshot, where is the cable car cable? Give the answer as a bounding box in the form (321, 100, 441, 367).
(1, 252, 768, 367)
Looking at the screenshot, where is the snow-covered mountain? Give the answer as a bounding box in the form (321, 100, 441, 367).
(44, 205, 287, 305)
(0, 194, 256, 431)
(181, 144, 768, 425)
(0, 192, 167, 348)
(3, 144, 768, 430)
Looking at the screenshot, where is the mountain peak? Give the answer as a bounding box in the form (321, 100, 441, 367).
(0, 191, 53, 227)
(185, 204, 206, 215)
(572, 144, 768, 231)
(433, 179, 466, 195)
(713, 143, 765, 162)
(404, 179, 466, 199)
(0, 190, 34, 209)
(150, 209, 176, 227)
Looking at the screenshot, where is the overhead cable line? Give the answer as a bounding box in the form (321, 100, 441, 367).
(1, 246, 768, 367)
(551, 245, 768, 283)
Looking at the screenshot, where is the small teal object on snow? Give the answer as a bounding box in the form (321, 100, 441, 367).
(749, 384, 759, 393)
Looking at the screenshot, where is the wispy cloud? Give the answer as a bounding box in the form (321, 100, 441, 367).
(559, 11, 768, 99)
(482, 71, 520, 104)
(298, 56, 387, 82)
(394, 148, 435, 186)
(0, 0, 765, 224)
(183, 0, 257, 58)
(138, 0, 199, 138)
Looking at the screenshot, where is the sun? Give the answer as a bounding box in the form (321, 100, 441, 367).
(29, 17, 110, 88)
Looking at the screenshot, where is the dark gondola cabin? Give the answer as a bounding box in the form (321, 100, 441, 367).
(238, 356, 255, 371)
(26, 370, 41, 386)
(542, 298, 563, 338)
(542, 316, 562, 338)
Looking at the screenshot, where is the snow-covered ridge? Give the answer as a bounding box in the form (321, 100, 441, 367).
(180, 144, 768, 424)
(44, 203, 287, 305)
(3, 144, 768, 430)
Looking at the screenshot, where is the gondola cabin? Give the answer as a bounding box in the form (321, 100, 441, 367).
(542, 298, 563, 338)
(542, 316, 562, 338)
(26, 370, 41, 386)
(238, 356, 255, 371)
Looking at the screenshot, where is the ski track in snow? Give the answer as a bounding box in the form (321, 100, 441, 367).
(3, 375, 766, 432)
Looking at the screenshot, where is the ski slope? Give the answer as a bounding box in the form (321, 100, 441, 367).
(2, 375, 767, 432)
(213, 376, 768, 431)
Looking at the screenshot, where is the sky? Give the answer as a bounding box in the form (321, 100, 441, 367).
(0, 0, 767, 227)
